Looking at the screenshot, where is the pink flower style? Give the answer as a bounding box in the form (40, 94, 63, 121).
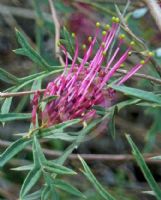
(32, 17, 152, 127)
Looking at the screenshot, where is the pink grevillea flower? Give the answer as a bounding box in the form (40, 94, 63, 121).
(32, 17, 152, 127)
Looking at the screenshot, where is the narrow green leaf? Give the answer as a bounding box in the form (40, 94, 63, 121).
(1, 87, 19, 116)
(79, 156, 116, 200)
(2, 68, 61, 87)
(136, 102, 161, 107)
(0, 68, 19, 84)
(94, 99, 140, 118)
(151, 156, 161, 160)
(61, 27, 75, 57)
(0, 137, 31, 167)
(17, 69, 63, 92)
(116, 99, 141, 111)
(20, 167, 42, 198)
(41, 185, 50, 200)
(33, 0, 44, 54)
(45, 161, 76, 175)
(14, 29, 51, 70)
(23, 190, 42, 200)
(33, 135, 46, 166)
(1, 97, 13, 115)
(54, 179, 86, 198)
(45, 132, 77, 142)
(126, 135, 161, 200)
(93, 105, 108, 116)
(0, 113, 31, 122)
(142, 191, 155, 196)
(54, 118, 81, 130)
(110, 85, 161, 104)
(42, 119, 81, 136)
(19, 71, 46, 82)
(11, 164, 33, 171)
(43, 175, 59, 200)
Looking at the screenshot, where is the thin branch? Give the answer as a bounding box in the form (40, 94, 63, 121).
(0, 89, 45, 98)
(48, 0, 65, 66)
(0, 139, 160, 163)
(144, 0, 161, 33)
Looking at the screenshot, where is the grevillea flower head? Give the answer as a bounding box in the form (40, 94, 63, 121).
(32, 17, 153, 127)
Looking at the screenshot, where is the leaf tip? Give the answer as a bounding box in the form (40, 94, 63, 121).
(15, 27, 19, 33)
(125, 133, 130, 139)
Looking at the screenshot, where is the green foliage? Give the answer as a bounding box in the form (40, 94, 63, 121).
(20, 167, 42, 198)
(0, 113, 31, 122)
(54, 179, 86, 198)
(18, 135, 84, 199)
(60, 27, 75, 57)
(0, 117, 100, 199)
(23, 190, 42, 200)
(111, 85, 161, 104)
(14, 29, 51, 71)
(0, 68, 19, 84)
(126, 135, 161, 200)
(0, 137, 32, 168)
(79, 156, 116, 200)
(1, 97, 13, 116)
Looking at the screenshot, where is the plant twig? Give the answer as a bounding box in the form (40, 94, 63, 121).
(48, 0, 65, 66)
(144, 0, 161, 33)
(0, 139, 160, 163)
(0, 89, 45, 98)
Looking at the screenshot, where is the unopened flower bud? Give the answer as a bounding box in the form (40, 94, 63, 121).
(96, 22, 100, 27)
(140, 60, 145, 64)
(88, 36, 92, 42)
(105, 24, 110, 30)
(82, 44, 87, 50)
(119, 34, 125, 40)
(130, 41, 135, 46)
(102, 31, 107, 36)
(72, 32, 76, 38)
